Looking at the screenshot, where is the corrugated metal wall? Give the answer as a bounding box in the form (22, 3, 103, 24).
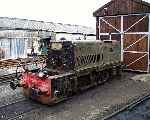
(0, 30, 53, 60)
(0, 17, 96, 60)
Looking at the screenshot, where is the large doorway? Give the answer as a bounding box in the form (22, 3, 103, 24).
(98, 14, 150, 72)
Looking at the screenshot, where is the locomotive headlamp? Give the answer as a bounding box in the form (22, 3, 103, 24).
(38, 72, 45, 78)
(38, 70, 48, 78)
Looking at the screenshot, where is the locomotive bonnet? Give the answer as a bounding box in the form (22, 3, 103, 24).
(47, 40, 121, 72)
(10, 40, 122, 104)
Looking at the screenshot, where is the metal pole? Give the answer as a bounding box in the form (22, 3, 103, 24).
(147, 14, 150, 72)
(99, 17, 102, 40)
(121, 16, 124, 62)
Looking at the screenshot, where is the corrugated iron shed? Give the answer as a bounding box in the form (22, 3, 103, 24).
(0, 17, 95, 35)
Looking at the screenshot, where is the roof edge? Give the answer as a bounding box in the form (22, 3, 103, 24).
(93, 0, 114, 17)
(93, 0, 150, 17)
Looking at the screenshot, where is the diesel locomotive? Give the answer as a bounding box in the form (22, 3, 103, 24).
(10, 40, 122, 104)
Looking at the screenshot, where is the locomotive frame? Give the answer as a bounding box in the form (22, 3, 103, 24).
(10, 40, 122, 104)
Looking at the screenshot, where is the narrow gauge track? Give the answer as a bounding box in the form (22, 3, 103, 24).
(0, 97, 40, 120)
(0, 73, 17, 84)
(102, 93, 150, 120)
(0, 56, 46, 84)
(0, 56, 47, 70)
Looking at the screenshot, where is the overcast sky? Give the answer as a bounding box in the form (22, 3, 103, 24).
(0, 0, 149, 28)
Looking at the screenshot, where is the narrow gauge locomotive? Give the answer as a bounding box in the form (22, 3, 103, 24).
(10, 40, 122, 104)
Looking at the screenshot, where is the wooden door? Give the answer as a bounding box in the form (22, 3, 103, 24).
(123, 15, 149, 72)
(123, 34, 149, 72)
(98, 14, 149, 72)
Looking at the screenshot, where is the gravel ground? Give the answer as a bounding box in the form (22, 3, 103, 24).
(0, 83, 24, 107)
(8, 72, 150, 120)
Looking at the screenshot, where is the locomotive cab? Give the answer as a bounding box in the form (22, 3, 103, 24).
(47, 41, 75, 72)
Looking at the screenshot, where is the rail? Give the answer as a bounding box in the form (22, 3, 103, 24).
(102, 93, 150, 120)
(0, 55, 47, 69)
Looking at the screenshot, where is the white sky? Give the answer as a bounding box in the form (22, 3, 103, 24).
(0, 0, 149, 28)
(0, 0, 111, 28)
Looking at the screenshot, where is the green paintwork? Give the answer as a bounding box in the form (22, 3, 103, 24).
(73, 40, 121, 72)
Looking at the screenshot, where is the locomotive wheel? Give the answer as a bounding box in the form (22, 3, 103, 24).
(116, 66, 122, 76)
(101, 70, 110, 83)
(90, 72, 98, 86)
(108, 68, 113, 78)
(97, 72, 103, 85)
(67, 89, 74, 97)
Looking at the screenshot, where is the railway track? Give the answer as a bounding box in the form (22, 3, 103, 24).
(0, 97, 40, 120)
(0, 55, 47, 69)
(7, 108, 39, 120)
(0, 73, 17, 84)
(0, 56, 46, 84)
(102, 93, 150, 120)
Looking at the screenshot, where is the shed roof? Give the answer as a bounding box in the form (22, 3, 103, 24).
(93, 0, 150, 17)
(0, 17, 96, 35)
